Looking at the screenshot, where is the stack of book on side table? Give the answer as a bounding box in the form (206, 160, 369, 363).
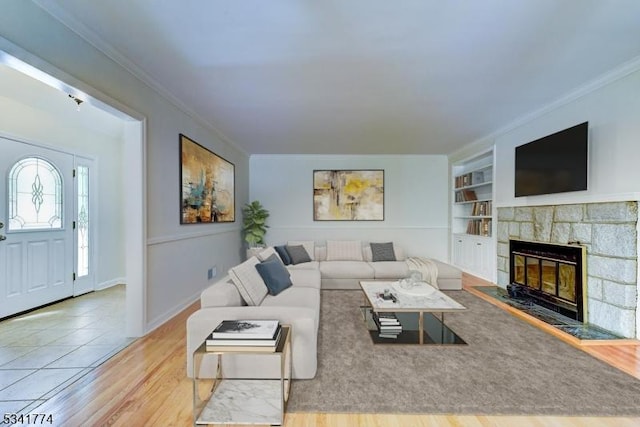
(372, 312, 402, 339)
(206, 319, 282, 352)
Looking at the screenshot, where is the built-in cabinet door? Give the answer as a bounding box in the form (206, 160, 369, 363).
(452, 234, 494, 281)
(453, 235, 464, 267)
(471, 237, 488, 277)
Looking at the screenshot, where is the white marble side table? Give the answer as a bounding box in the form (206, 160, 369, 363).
(192, 325, 291, 426)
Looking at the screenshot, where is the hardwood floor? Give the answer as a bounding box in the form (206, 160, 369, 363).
(34, 275, 640, 426)
(463, 273, 640, 380)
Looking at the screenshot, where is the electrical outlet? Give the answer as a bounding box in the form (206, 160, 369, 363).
(207, 266, 217, 280)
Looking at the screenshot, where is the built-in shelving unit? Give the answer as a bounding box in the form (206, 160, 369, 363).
(451, 149, 496, 281)
(452, 152, 493, 237)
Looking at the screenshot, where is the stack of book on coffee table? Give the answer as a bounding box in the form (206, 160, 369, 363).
(206, 319, 282, 352)
(372, 312, 402, 339)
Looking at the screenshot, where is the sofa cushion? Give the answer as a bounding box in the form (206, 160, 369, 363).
(320, 261, 375, 279)
(289, 268, 322, 289)
(257, 247, 281, 263)
(432, 259, 462, 279)
(287, 245, 312, 264)
(201, 278, 245, 308)
(261, 286, 320, 313)
(370, 261, 409, 279)
(228, 256, 268, 306)
(255, 254, 293, 296)
(370, 242, 396, 262)
(326, 240, 363, 261)
(274, 245, 292, 265)
(288, 240, 315, 260)
(287, 261, 320, 270)
(315, 246, 327, 261)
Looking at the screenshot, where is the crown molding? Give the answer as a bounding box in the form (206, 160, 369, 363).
(32, 0, 248, 158)
(450, 54, 640, 160)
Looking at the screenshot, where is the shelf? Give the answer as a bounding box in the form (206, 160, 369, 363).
(454, 198, 491, 205)
(453, 233, 493, 240)
(196, 379, 282, 425)
(193, 325, 291, 426)
(454, 181, 493, 191)
(452, 148, 495, 280)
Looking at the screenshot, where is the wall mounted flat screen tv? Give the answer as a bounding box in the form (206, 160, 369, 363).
(515, 122, 588, 197)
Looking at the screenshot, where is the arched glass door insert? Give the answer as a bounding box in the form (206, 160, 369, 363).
(8, 156, 63, 231)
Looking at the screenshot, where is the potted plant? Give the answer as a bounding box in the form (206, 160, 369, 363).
(242, 200, 269, 249)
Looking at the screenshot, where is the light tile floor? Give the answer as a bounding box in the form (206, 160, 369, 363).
(0, 285, 133, 414)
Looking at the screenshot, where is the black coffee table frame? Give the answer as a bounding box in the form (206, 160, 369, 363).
(361, 306, 467, 345)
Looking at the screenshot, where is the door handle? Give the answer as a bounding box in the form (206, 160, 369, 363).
(0, 221, 4, 229)
(0, 235, 6, 241)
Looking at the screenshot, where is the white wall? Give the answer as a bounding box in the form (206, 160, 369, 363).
(0, 90, 125, 289)
(0, 1, 250, 331)
(250, 155, 450, 261)
(484, 65, 640, 338)
(494, 68, 640, 207)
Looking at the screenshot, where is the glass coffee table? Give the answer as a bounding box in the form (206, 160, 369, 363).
(360, 281, 467, 345)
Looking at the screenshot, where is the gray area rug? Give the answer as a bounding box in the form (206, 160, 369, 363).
(288, 290, 640, 415)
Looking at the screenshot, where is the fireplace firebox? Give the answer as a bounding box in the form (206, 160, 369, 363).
(508, 240, 586, 321)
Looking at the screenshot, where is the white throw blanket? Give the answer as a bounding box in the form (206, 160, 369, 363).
(405, 257, 439, 289)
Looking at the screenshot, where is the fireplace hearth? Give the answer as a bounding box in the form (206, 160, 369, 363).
(497, 202, 638, 338)
(509, 240, 586, 321)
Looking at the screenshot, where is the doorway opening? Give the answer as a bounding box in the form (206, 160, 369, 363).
(0, 46, 146, 338)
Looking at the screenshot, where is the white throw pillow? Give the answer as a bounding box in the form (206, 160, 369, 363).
(257, 247, 282, 263)
(288, 240, 315, 261)
(326, 240, 363, 261)
(228, 256, 268, 306)
(315, 246, 327, 261)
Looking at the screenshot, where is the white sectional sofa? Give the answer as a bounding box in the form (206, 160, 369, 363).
(283, 240, 462, 290)
(186, 240, 462, 380)
(186, 259, 321, 380)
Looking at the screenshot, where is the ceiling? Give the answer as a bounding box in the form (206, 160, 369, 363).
(34, 0, 640, 155)
(0, 63, 125, 139)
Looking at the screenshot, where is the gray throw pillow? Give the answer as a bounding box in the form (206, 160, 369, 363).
(286, 245, 312, 264)
(371, 242, 396, 262)
(274, 245, 292, 265)
(255, 254, 292, 296)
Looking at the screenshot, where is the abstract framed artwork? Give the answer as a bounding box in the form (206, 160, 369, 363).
(313, 169, 384, 221)
(180, 134, 235, 223)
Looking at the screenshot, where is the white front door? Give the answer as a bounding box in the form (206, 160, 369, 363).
(0, 136, 74, 318)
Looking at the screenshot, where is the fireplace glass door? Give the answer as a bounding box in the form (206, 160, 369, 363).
(509, 240, 585, 321)
(526, 257, 540, 289)
(558, 263, 577, 303)
(514, 254, 525, 284)
(541, 260, 557, 295)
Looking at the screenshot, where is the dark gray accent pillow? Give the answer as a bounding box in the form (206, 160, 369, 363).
(274, 245, 292, 265)
(286, 245, 312, 264)
(255, 254, 292, 296)
(371, 242, 396, 262)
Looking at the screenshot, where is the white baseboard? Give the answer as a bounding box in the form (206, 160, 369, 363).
(145, 291, 201, 334)
(96, 277, 126, 291)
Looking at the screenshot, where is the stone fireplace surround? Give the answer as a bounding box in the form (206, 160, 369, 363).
(496, 201, 638, 338)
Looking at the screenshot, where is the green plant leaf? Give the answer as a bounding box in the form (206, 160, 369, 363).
(242, 200, 269, 246)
